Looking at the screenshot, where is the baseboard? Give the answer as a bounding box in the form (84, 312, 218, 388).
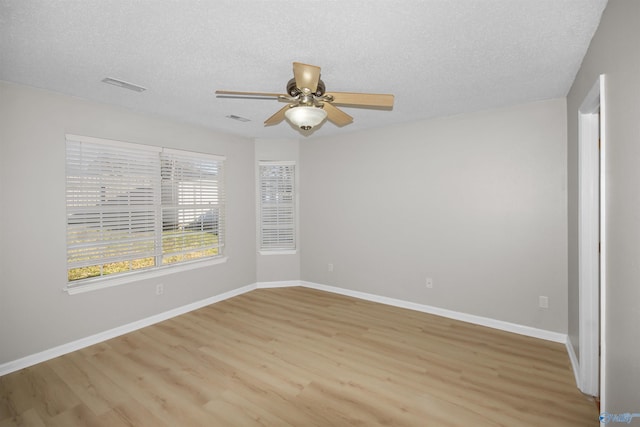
(299, 281, 567, 344)
(566, 335, 581, 388)
(0, 283, 257, 377)
(1, 279, 568, 376)
(256, 280, 302, 289)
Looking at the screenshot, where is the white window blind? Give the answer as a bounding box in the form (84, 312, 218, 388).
(259, 161, 296, 251)
(66, 135, 225, 285)
(161, 149, 225, 265)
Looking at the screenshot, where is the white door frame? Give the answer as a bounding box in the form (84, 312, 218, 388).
(577, 75, 605, 397)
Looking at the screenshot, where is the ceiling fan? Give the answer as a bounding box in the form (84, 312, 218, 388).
(216, 62, 394, 132)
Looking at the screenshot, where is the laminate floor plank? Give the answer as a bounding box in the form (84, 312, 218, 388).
(0, 286, 598, 426)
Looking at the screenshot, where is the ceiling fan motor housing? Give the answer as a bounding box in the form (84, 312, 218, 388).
(287, 78, 325, 97)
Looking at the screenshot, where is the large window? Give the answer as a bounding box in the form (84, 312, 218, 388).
(66, 135, 225, 288)
(258, 161, 296, 252)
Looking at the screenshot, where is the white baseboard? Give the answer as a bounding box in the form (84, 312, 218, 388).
(1, 280, 568, 377)
(566, 336, 581, 388)
(0, 284, 256, 377)
(256, 280, 301, 289)
(298, 281, 567, 344)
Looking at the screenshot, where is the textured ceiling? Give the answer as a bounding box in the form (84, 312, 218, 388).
(0, 0, 608, 140)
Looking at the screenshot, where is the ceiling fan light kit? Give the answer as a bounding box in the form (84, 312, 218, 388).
(285, 105, 328, 130)
(216, 62, 394, 134)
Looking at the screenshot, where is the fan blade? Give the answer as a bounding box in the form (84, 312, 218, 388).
(293, 62, 321, 93)
(264, 105, 291, 126)
(216, 90, 285, 97)
(323, 103, 353, 127)
(325, 92, 394, 108)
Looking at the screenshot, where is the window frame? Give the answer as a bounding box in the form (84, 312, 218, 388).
(65, 134, 227, 294)
(257, 160, 297, 255)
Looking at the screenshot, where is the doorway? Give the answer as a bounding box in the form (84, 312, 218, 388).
(577, 75, 605, 397)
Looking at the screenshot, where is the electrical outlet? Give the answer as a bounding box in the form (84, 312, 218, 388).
(328, 263, 334, 272)
(539, 296, 549, 309)
(156, 283, 164, 296)
(425, 277, 433, 288)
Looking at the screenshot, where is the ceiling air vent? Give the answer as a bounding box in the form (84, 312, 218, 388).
(101, 77, 146, 92)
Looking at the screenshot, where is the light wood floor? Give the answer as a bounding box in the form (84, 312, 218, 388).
(1, 287, 598, 426)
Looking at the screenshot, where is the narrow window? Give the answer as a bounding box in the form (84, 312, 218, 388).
(258, 161, 296, 252)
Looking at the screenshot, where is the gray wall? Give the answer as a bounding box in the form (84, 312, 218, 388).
(566, 0, 640, 412)
(300, 99, 568, 333)
(0, 81, 257, 364)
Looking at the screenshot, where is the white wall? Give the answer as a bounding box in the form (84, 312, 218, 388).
(0, 81, 257, 364)
(566, 0, 640, 412)
(300, 99, 568, 333)
(255, 138, 300, 282)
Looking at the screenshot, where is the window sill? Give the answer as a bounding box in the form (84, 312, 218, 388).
(64, 256, 228, 295)
(258, 250, 297, 256)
